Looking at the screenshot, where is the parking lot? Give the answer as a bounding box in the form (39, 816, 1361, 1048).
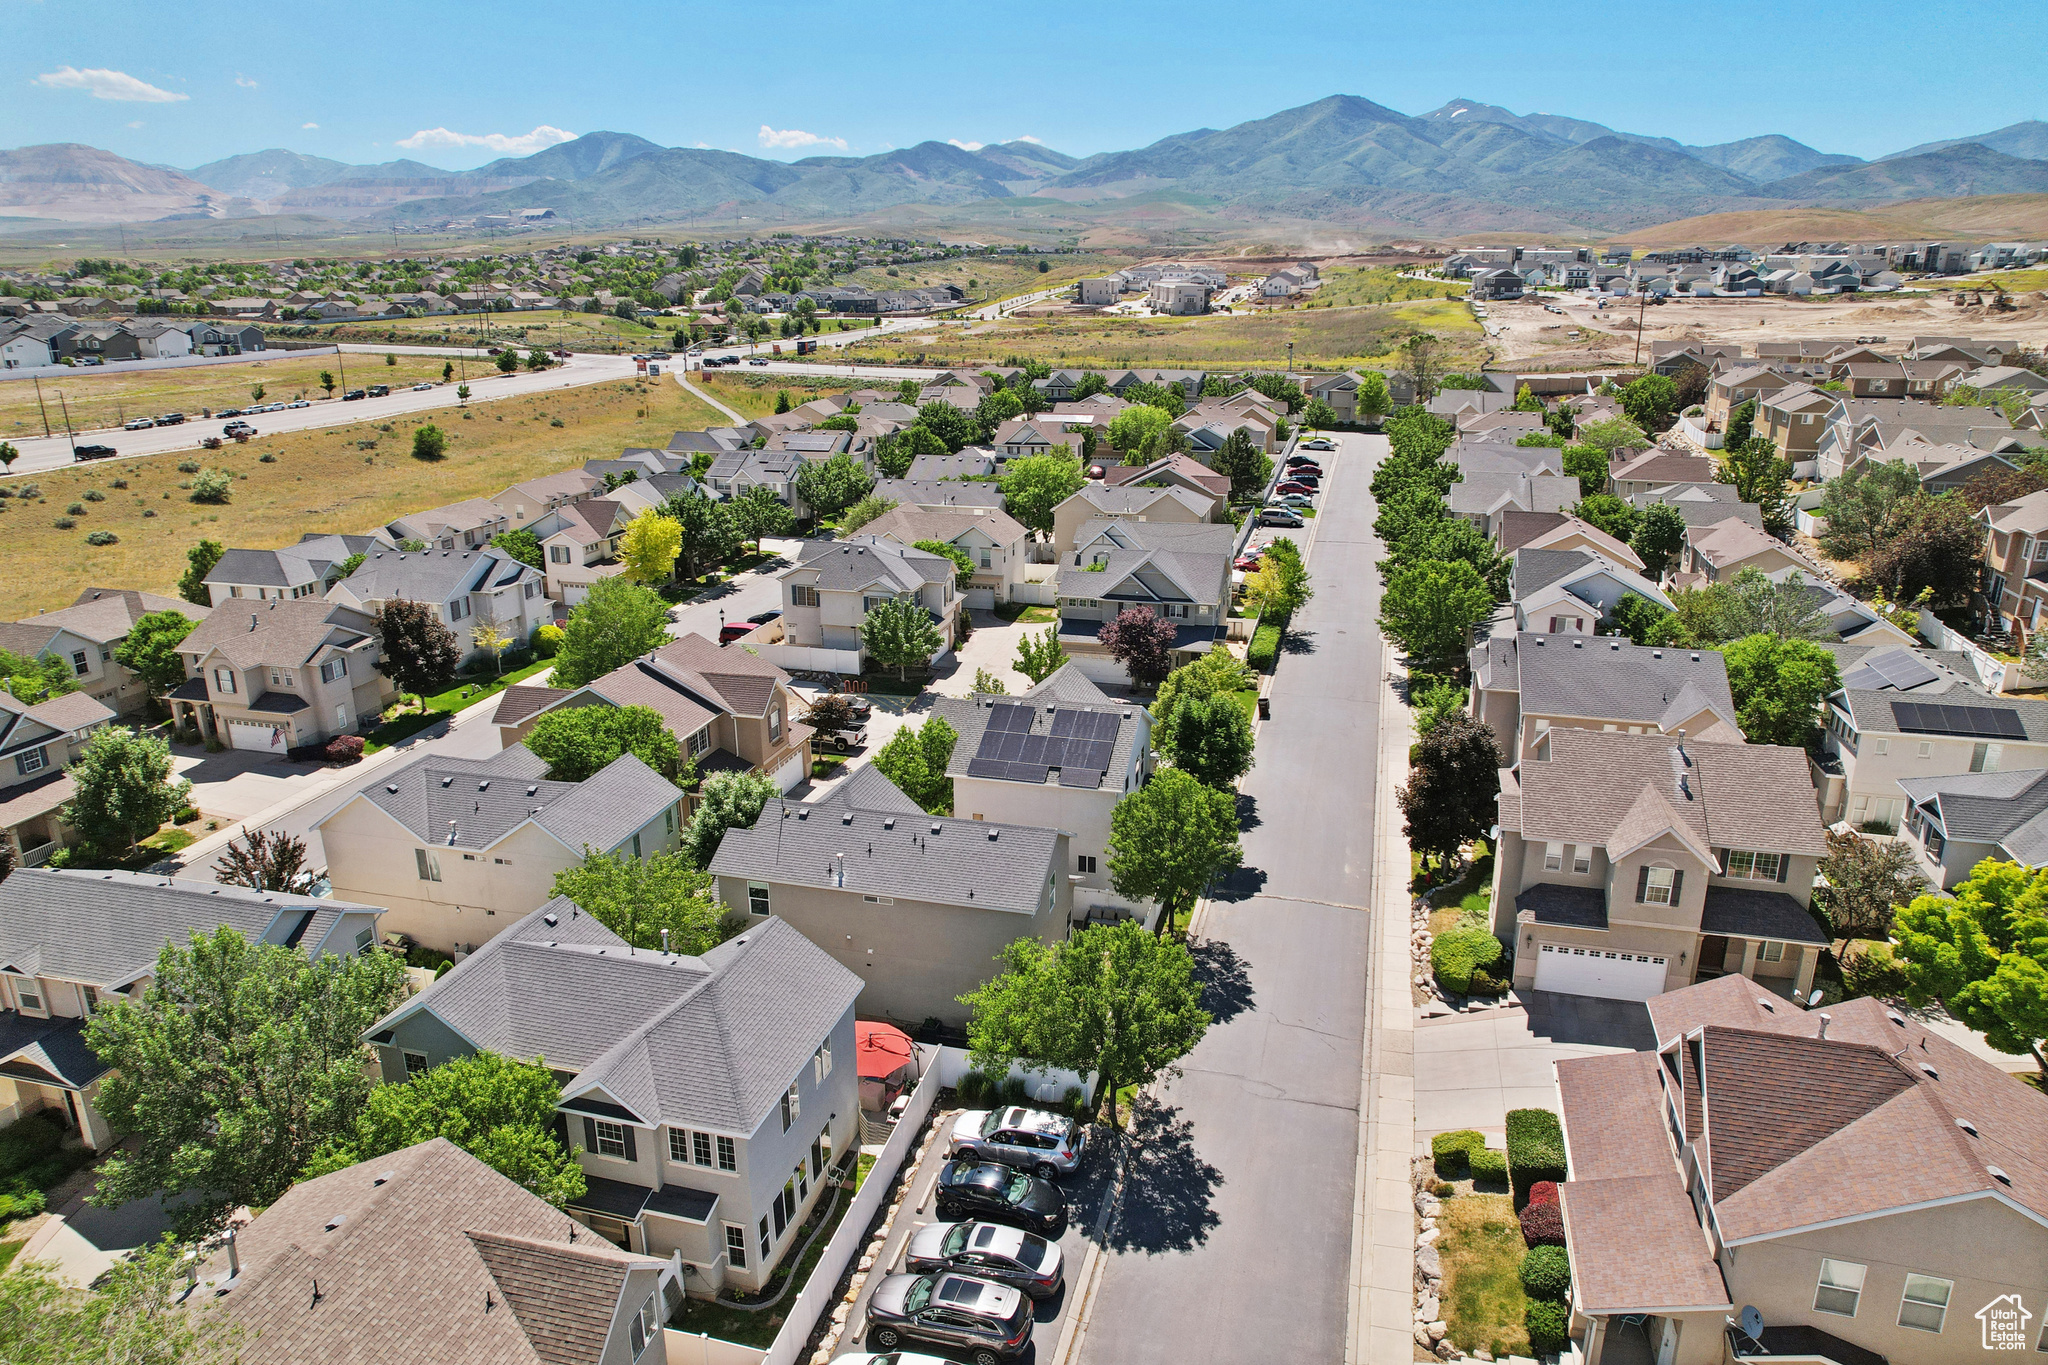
(843, 1104, 1118, 1364)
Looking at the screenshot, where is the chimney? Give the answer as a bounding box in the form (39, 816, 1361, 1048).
(226, 1227, 240, 1280)
(1818, 1012, 1832, 1039)
(249, 613, 258, 631)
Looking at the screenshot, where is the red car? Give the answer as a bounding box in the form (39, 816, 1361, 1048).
(1234, 555, 1263, 571)
(1286, 463, 1324, 478)
(719, 622, 758, 644)
(1276, 481, 1316, 497)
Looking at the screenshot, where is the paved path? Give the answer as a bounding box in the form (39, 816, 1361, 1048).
(1076, 431, 1386, 1365)
(677, 374, 744, 423)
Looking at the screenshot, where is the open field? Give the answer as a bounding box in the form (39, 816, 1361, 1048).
(0, 375, 724, 618)
(272, 308, 878, 354)
(2, 352, 463, 441)
(845, 251, 1135, 305)
(1309, 266, 1467, 309)
(690, 371, 869, 420)
(1609, 193, 2048, 248)
(1924, 268, 2048, 294)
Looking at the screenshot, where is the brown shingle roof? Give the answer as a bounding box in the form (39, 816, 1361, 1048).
(1556, 1050, 1674, 1181)
(1699, 1026, 1915, 1201)
(1559, 1174, 1732, 1314)
(181, 599, 378, 671)
(30, 587, 205, 642)
(864, 504, 1028, 549)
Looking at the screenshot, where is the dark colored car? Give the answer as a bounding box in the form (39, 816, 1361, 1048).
(72, 444, 118, 462)
(154, 412, 186, 426)
(747, 609, 783, 625)
(719, 622, 758, 644)
(216, 408, 244, 418)
(904, 1220, 1064, 1298)
(1286, 461, 1324, 477)
(934, 1161, 1066, 1236)
(343, 389, 367, 401)
(367, 384, 391, 398)
(865, 1273, 1032, 1365)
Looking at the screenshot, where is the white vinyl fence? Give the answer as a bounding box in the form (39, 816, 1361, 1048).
(1008, 581, 1058, 606)
(662, 1331, 765, 1365)
(750, 644, 862, 675)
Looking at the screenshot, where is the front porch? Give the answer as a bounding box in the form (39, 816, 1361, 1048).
(0, 773, 79, 869)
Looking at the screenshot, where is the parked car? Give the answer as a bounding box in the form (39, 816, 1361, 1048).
(1234, 554, 1263, 571)
(864, 1274, 1032, 1365)
(123, 417, 153, 431)
(343, 389, 367, 401)
(1285, 459, 1323, 475)
(72, 444, 118, 462)
(948, 1106, 1086, 1179)
(217, 408, 244, 419)
(748, 356, 770, 366)
(747, 610, 783, 626)
(223, 421, 256, 438)
(1285, 451, 1320, 465)
(1299, 437, 1335, 450)
(819, 724, 868, 754)
(1272, 494, 1316, 509)
(904, 1221, 1063, 1298)
(367, 384, 390, 398)
(552, 348, 572, 358)
(154, 413, 186, 426)
(1275, 482, 1316, 497)
(934, 1161, 1066, 1235)
(411, 382, 432, 392)
(287, 399, 310, 409)
(1259, 509, 1305, 527)
(719, 621, 758, 644)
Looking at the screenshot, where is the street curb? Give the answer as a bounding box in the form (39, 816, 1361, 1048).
(1049, 1138, 1127, 1365)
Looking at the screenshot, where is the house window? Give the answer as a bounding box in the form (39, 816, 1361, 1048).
(1899, 1274, 1952, 1333)
(1973, 742, 2003, 773)
(320, 657, 348, 683)
(592, 1120, 628, 1158)
(354, 927, 375, 956)
(781, 1083, 800, 1132)
(724, 1224, 749, 1270)
(694, 1131, 714, 1167)
(14, 981, 43, 1014)
(790, 585, 819, 608)
(770, 707, 783, 743)
(1724, 850, 1782, 881)
(403, 1050, 428, 1077)
(1643, 866, 1676, 905)
(1572, 847, 1591, 875)
(1918, 741, 1932, 758)
(214, 667, 238, 695)
(688, 727, 710, 757)
(70, 650, 88, 677)
(814, 1041, 832, 1082)
(82, 986, 98, 1014)
(415, 849, 441, 882)
(717, 1136, 737, 1171)
(16, 748, 47, 777)
(979, 548, 992, 568)
(523, 581, 538, 600)
(1873, 738, 1889, 756)
(668, 1129, 691, 1164)
(1814, 1258, 1865, 1317)
(815, 1127, 831, 1177)
(759, 1216, 771, 1260)
(748, 883, 770, 917)
(1760, 941, 1785, 963)
(1543, 842, 1563, 872)
(549, 544, 570, 564)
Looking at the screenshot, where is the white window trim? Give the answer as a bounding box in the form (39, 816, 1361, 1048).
(592, 1119, 628, 1159)
(1814, 1258, 1865, 1318)
(1643, 866, 1676, 905)
(1898, 1273, 1951, 1333)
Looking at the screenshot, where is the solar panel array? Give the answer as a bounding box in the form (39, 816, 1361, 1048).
(967, 703, 1121, 786)
(1890, 701, 2027, 740)
(1846, 650, 1941, 693)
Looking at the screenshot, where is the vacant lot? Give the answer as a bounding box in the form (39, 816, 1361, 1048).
(267, 310, 681, 354)
(0, 377, 724, 618)
(2, 352, 460, 441)
(1310, 266, 1468, 309)
(845, 251, 1134, 305)
(691, 371, 870, 420)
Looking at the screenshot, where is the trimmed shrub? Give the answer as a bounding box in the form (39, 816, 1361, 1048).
(1526, 1179, 1559, 1208)
(532, 623, 564, 659)
(1468, 965, 1509, 997)
(1469, 1147, 1508, 1183)
(1431, 927, 1504, 994)
(1526, 1298, 1570, 1354)
(1247, 622, 1281, 672)
(324, 733, 366, 763)
(1520, 1244, 1572, 1300)
(1431, 1129, 1485, 1178)
(1506, 1107, 1569, 1209)
(0, 1189, 45, 1222)
(1000, 1076, 1031, 1108)
(1519, 1197, 1565, 1247)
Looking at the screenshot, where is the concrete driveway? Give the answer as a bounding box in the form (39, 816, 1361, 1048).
(1414, 990, 1655, 1150)
(170, 743, 328, 824)
(932, 608, 1051, 697)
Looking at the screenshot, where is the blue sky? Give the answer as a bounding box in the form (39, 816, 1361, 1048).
(9, 0, 2041, 170)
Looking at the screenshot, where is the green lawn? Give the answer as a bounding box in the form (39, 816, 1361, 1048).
(423, 655, 555, 714)
(140, 827, 195, 855)
(1232, 687, 1258, 721)
(1427, 841, 1494, 935)
(1439, 1194, 1531, 1358)
(0, 1239, 22, 1275)
(811, 753, 849, 780)
(856, 1152, 876, 1190)
(993, 602, 1059, 624)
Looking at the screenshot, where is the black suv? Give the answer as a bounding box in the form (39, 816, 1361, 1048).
(865, 1272, 1031, 1364)
(934, 1161, 1065, 1236)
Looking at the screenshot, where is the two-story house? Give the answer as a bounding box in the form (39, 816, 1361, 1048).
(1626, 482, 1763, 533)
(1506, 548, 1672, 636)
(780, 537, 960, 661)
(1098, 452, 1233, 506)
(528, 498, 628, 607)
(385, 497, 512, 553)
(168, 599, 392, 751)
(1491, 727, 1830, 1002)
(934, 665, 1156, 926)
(862, 505, 1029, 611)
(0, 869, 382, 1151)
(1704, 364, 1798, 426)
(709, 767, 1072, 1027)
(1305, 371, 1364, 424)
(991, 417, 1086, 461)
(1756, 383, 1839, 468)
(1448, 472, 1578, 540)
(491, 469, 602, 531)
(1495, 512, 1644, 571)
(1608, 448, 1722, 501)
(363, 902, 860, 1299)
(203, 533, 394, 606)
(3, 588, 208, 718)
(1977, 488, 2048, 635)
(1052, 518, 1234, 685)
(328, 545, 549, 669)
(0, 690, 114, 867)
(1050, 484, 1220, 555)
(1554, 973, 2048, 1365)
(1469, 633, 1740, 762)
(1894, 766, 2048, 888)
(1676, 519, 1823, 586)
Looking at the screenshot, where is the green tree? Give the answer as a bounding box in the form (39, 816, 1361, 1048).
(525, 704, 681, 782)
(1630, 502, 1689, 579)
(1098, 608, 1179, 689)
(1301, 398, 1339, 430)
(871, 714, 959, 814)
(914, 401, 983, 453)
(1866, 493, 1983, 606)
(1072, 372, 1108, 401)
(1106, 404, 1173, 457)
(773, 389, 792, 415)
(1378, 516, 1508, 598)
(1156, 689, 1255, 788)
(1151, 650, 1255, 734)
(1894, 861, 2048, 1070)
(496, 348, 520, 374)
(188, 467, 232, 504)
(1603, 594, 1677, 645)
(913, 539, 975, 590)
(1015, 625, 1067, 684)
(1718, 567, 1830, 640)
(961, 921, 1210, 1126)
(1575, 416, 1648, 457)
(1814, 828, 1926, 953)
(1378, 560, 1495, 671)
(1620, 373, 1679, 433)
(1108, 768, 1242, 936)
(972, 668, 1007, 695)
(682, 770, 778, 869)
(373, 598, 461, 703)
(1412, 676, 1468, 734)
(663, 489, 742, 580)
(1511, 383, 1544, 413)
(553, 578, 672, 688)
(619, 505, 683, 583)
(457, 382, 471, 404)
(1356, 370, 1392, 423)
(1717, 436, 1796, 539)
(85, 926, 407, 1235)
(861, 594, 945, 681)
(1397, 713, 1504, 871)
(113, 609, 198, 701)
(1244, 535, 1314, 621)
(794, 452, 875, 519)
(1724, 398, 1756, 450)
(1816, 460, 1921, 560)
(61, 727, 192, 855)
(999, 453, 1086, 535)
(490, 528, 544, 570)
(411, 423, 447, 461)
(304, 1051, 585, 1207)
(1399, 332, 1446, 399)
(177, 537, 224, 605)
(0, 1235, 241, 1365)
(214, 828, 311, 893)
(552, 847, 725, 951)
(840, 494, 899, 533)
(729, 485, 796, 552)
(1214, 428, 1273, 504)
(976, 387, 1025, 428)
(1721, 633, 1841, 747)
(1562, 444, 1610, 497)
(0, 649, 76, 707)
(1573, 493, 1640, 543)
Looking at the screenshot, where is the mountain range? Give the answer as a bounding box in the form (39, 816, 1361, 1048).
(6, 98, 2048, 237)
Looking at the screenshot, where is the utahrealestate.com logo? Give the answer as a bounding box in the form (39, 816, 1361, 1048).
(1980, 1294, 2034, 1351)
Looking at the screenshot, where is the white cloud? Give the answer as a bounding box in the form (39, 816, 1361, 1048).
(758, 125, 847, 151)
(234, 74, 258, 89)
(34, 66, 187, 103)
(126, 120, 143, 130)
(1015, 135, 1045, 144)
(396, 125, 577, 156)
(302, 122, 319, 130)
(948, 139, 985, 151)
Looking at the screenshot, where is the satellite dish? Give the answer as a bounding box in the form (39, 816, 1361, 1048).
(1807, 989, 1825, 1008)
(1740, 1306, 1764, 1340)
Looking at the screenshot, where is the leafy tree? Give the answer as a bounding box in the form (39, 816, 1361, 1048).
(1108, 768, 1242, 936)
(0, 647, 76, 707)
(177, 537, 224, 605)
(1602, 593, 1674, 645)
(1717, 435, 1796, 539)
(1151, 650, 1255, 733)
(61, 727, 192, 855)
(1715, 568, 1830, 641)
(1511, 383, 1544, 413)
(496, 348, 520, 374)
(319, 369, 336, 397)
(552, 848, 725, 951)
(972, 668, 1008, 694)
(490, 528, 544, 571)
(85, 926, 407, 1235)
(1562, 444, 1609, 497)
(1399, 333, 1446, 399)
(1546, 402, 1578, 441)
(1301, 398, 1339, 430)
(1156, 689, 1255, 788)
(1866, 494, 1982, 606)
(1814, 828, 1926, 952)
(1398, 713, 1504, 871)
(552, 578, 671, 688)
(471, 616, 509, 675)
(773, 389, 792, 415)
(1629, 502, 1689, 579)
(1072, 372, 1108, 401)
(1099, 608, 1179, 689)
(188, 467, 233, 504)
(802, 693, 862, 738)
(1514, 431, 1566, 449)
(0, 1235, 242, 1365)
(1214, 428, 1272, 503)
(1575, 416, 1648, 457)
(1247, 372, 1303, 412)
(1379, 560, 1495, 671)
(976, 388, 1025, 429)
(373, 598, 461, 702)
(914, 539, 975, 590)
(411, 424, 447, 461)
(1412, 676, 1468, 734)
(663, 489, 741, 580)
(1817, 460, 1921, 560)
(1670, 361, 1711, 411)
(1244, 535, 1315, 620)
(961, 921, 1209, 1126)
(1620, 373, 1679, 433)
(861, 594, 945, 680)
(840, 494, 899, 533)
(1957, 463, 2048, 514)
(1573, 494, 1639, 544)
(794, 452, 874, 519)
(729, 485, 796, 551)
(112, 608, 197, 699)
(457, 382, 471, 404)
(1015, 625, 1067, 684)
(526, 704, 681, 782)
(215, 829, 312, 893)
(619, 506, 683, 584)
(305, 1052, 585, 1208)
(999, 453, 1086, 535)
(1356, 370, 1392, 422)
(1106, 404, 1173, 457)
(871, 715, 959, 814)
(1721, 633, 1840, 747)
(914, 401, 983, 453)
(1895, 861, 2048, 1069)
(1724, 398, 1756, 450)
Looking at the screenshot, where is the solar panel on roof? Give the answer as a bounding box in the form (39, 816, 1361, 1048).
(967, 758, 1009, 779)
(1049, 708, 1088, 738)
(1059, 768, 1104, 789)
(1870, 654, 1938, 691)
(1892, 701, 2028, 739)
(986, 702, 1033, 733)
(1010, 764, 1049, 784)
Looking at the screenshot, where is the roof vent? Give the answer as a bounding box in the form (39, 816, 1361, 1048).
(1573, 640, 1582, 649)
(1610, 641, 1620, 650)
(441, 776, 453, 788)
(1990, 1165, 2013, 1186)
(1534, 637, 1545, 646)
(372, 1170, 395, 1187)
(797, 810, 808, 821)
(1888, 1010, 1907, 1026)
(1652, 650, 1663, 659)
(1956, 1117, 1979, 1137)
(324, 1215, 347, 1231)
(542, 912, 558, 927)
(527, 785, 538, 796)
(1690, 653, 1700, 662)
(842, 812, 853, 825)
(478, 780, 490, 792)
(1756, 996, 1775, 1011)
(385, 784, 399, 794)
(1920, 1063, 1940, 1080)
(930, 822, 942, 835)
(988, 829, 999, 841)
(883, 818, 895, 830)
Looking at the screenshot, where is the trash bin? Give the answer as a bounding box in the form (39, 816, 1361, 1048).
(1258, 694, 1271, 720)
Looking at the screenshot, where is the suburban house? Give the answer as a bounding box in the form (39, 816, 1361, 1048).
(0, 869, 382, 1152)
(363, 903, 859, 1297)
(528, 498, 628, 607)
(1608, 449, 1722, 501)
(1306, 371, 1364, 424)
(1505, 548, 1672, 635)
(1675, 520, 1822, 586)
(903, 452, 997, 482)
(1099, 452, 1232, 504)
(1627, 483, 1764, 532)
(492, 633, 815, 799)
(1052, 483, 1220, 554)
(934, 665, 1157, 926)
(328, 545, 550, 670)
(1756, 384, 1839, 466)
(0, 690, 114, 867)
(1448, 472, 1578, 538)
(1495, 511, 1645, 571)
(491, 469, 602, 530)
(204, 534, 394, 607)
(2, 587, 208, 717)
(779, 537, 961, 660)
(709, 767, 1073, 1027)
(991, 417, 1085, 460)
(1977, 489, 2048, 636)
(702, 449, 801, 506)
(315, 743, 685, 954)
(1811, 401, 2028, 484)
(1896, 766, 2048, 888)
(1491, 727, 1830, 1002)
(862, 504, 1029, 610)
(385, 497, 512, 553)
(1704, 365, 1798, 425)
(1553, 973, 2048, 1365)
(1052, 518, 1234, 685)
(168, 599, 392, 752)
(202, 1137, 678, 1365)
(1469, 633, 1740, 761)
(869, 478, 1006, 513)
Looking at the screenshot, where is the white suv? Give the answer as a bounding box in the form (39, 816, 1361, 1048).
(947, 1106, 1086, 1179)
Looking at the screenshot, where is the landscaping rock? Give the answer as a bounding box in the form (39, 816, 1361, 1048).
(1416, 1244, 1441, 1278)
(1428, 1320, 1448, 1342)
(1415, 1326, 1437, 1350)
(1418, 1193, 1442, 1217)
(1474, 1351, 1494, 1362)
(1435, 1340, 1460, 1361)
(1417, 1292, 1440, 1320)
(1417, 1227, 1440, 1246)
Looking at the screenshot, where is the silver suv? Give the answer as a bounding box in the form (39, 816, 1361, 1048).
(947, 1105, 1085, 1179)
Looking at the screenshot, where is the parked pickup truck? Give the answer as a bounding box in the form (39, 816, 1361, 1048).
(817, 724, 868, 754)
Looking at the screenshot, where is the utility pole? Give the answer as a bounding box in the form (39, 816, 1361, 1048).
(32, 377, 52, 438)
(58, 393, 78, 460)
(1630, 287, 1649, 369)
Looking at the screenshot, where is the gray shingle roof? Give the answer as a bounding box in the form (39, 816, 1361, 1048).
(182, 599, 378, 671)
(1022, 662, 1113, 704)
(21, 588, 205, 642)
(1057, 518, 1233, 607)
(1447, 472, 1575, 517)
(343, 546, 538, 602)
(1837, 688, 2048, 742)
(870, 479, 1006, 510)
(1496, 633, 1736, 730)
(1897, 767, 2048, 863)
(345, 745, 676, 854)
(1698, 887, 1828, 944)
(794, 536, 952, 593)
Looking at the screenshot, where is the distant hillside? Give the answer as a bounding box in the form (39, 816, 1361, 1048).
(472, 131, 662, 181)
(1685, 134, 1861, 182)
(188, 148, 356, 199)
(1608, 192, 2048, 246)
(1759, 144, 2048, 203)
(0, 143, 233, 222)
(1885, 120, 2048, 162)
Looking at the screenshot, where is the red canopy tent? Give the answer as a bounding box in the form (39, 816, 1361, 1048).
(855, 1021, 917, 1113)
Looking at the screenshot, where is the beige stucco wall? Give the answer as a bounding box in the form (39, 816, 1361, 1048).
(952, 726, 1151, 918)
(1826, 718, 2048, 830)
(1053, 494, 1204, 554)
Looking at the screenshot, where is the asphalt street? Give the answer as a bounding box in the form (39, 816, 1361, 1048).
(1078, 431, 1385, 1365)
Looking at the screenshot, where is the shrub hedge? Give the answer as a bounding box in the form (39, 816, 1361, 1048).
(1431, 1129, 1485, 1178)
(1247, 623, 1281, 672)
(325, 734, 366, 762)
(1526, 1179, 1559, 1208)
(1526, 1298, 1570, 1354)
(1519, 1197, 1565, 1247)
(1519, 1244, 1572, 1300)
(1431, 927, 1504, 994)
(1468, 1147, 1509, 1183)
(1506, 1107, 1568, 1209)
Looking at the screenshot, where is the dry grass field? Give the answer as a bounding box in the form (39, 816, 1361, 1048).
(689, 371, 870, 420)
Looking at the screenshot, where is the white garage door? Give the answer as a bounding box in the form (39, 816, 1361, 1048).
(228, 720, 289, 753)
(965, 586, 996, 611)
(562, 583, 590, 607)
(769, 753, 804, 793)
(1532, 943, 1668, 1002)
(1067, 652, 1129, 685)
